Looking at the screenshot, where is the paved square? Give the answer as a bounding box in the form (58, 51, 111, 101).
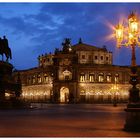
(0, 104, 140, 137)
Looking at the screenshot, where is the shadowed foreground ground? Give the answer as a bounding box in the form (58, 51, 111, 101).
(0, 104, 139, 137)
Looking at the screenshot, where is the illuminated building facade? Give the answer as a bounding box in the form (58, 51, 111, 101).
(13, 38, 140, 103)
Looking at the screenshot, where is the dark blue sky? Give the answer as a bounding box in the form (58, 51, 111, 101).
(0, 3, 140, 70)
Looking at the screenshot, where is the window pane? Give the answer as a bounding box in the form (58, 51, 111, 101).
(89, 74, 94, 82)
(107, 75, 111, 82)
(99, 73, 104, 82)
(80, 74, 85, 82)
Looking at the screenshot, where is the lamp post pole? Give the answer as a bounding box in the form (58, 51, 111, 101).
(128, 43, 139, 104)
(115, 11, 140, 131)
(131, 44, 136, 66)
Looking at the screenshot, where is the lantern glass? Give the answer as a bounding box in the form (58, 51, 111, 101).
(115, 24, 123, 41)
(128, 12, 138, 33)
(129, 19, 138, 33)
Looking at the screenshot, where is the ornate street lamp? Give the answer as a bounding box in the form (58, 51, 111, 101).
(115, 11, 140, 131)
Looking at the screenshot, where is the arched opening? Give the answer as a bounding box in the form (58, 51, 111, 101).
(60, 87, 69, 103)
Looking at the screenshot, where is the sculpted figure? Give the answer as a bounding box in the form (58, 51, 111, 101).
(3, 36, 9, 48)
(0, 36, 12, 61)
(62, 38, 71, 52)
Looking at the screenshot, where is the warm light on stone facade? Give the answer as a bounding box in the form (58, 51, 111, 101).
(13, 38, 140, 103)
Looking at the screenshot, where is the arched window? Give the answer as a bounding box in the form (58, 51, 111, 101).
(89, 73, 94, 82)
(37, 74, 42, 83)
(44, 73, 49, 83)
(98, 73, 104, 82)
(101, 56, 103, 60)
(95, 56, 98, 60)
(115, 74, 119, 83)
(106, 56, 109, 61)
(80, 73, 85, 82)
(107, 73, 112, 82)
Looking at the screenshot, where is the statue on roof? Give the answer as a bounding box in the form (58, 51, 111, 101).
(78, 38, 83, 44)
(62, 38, 72, 53)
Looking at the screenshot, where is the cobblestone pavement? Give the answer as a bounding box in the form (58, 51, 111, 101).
(0, 104, 140, 137)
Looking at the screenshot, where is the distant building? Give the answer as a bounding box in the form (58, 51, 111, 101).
(13, 38, 140, 103)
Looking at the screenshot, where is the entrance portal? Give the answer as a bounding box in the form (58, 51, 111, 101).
(60, 87, 69, 103)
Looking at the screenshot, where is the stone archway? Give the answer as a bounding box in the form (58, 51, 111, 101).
(60, 87, 69, 103)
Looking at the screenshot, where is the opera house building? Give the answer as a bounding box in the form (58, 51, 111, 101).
(13, 38, 140, 103)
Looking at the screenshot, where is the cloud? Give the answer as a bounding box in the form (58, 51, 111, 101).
(0, 3, 140, 69)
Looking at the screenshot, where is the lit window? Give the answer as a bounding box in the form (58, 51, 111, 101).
(37, 74, 42, 83)
(89, 74, 94, 82)
(99, 73, 104, 82)
(80, 73, 85, 82)
(44, 74, 49, 83)
(107, 74, 112, 82)
(115, 74, 119, 83)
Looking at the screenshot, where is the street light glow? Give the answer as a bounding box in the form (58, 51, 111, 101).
(128, 12, 138, 33)
(116, 24, 124, 41)
(115, 11, 140, 48)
